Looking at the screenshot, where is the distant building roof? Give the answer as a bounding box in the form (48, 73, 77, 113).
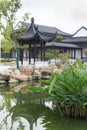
(62, 26, 87, 43)
(62, 37, 87, 43)
(73, 26, 87, 37)
(46, 42, 81, 49)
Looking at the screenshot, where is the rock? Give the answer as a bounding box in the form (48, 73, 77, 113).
(14, 69, 21, 75)
(27, 76, 32, 81)
(9, 78, 18, 84)
(14, 74, 28, 82)
(20, 67, 34, 76)
(0, 74, 10, 83)
(33, 69, 41, 80)
(32, 75, 41, 80)
(41, 70, 51, 79)
(3, 75, 10, 82)
(34, 69, 41, 75)
(0, 80, 6, 84)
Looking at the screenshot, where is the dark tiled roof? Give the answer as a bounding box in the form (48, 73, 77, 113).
(46, 42, 81, 49)
(62, 37, 87, 43)
(13, 18, 57, 42)
(13, 17, 71, 38)
(25, 23, 71, 36)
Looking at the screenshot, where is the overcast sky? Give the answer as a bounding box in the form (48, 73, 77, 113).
(16, 0, 87, 34)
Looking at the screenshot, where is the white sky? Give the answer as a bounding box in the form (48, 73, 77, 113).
(16, 0, 87, 34)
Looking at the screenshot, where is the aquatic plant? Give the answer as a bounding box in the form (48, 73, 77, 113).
(50, 60, 87, 118)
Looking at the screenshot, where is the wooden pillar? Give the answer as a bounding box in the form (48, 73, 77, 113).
(19, 49, 21, 61)
(74, 49, 76, 59)
(81, 49, 83, 59)
(19, 43, 23, 65)
(29, 44, 31, 64)
(21, 49, 23, 65)
(43, 43, 46, 61)
(34, 41, 36, 64)
(41, 42, 43, 61)
(26, 49, 27, 60)
(70, 50, 72, 59)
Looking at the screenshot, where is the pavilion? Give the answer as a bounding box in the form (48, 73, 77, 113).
(13, 17, 57, 65)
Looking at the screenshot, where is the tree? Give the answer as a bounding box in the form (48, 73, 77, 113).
(0, 0, 30, 68)
(0, 0, 22, 29)
(0, 0, 22, 54)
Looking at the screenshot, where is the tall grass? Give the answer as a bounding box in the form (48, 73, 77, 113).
(50, 60, 87, 118)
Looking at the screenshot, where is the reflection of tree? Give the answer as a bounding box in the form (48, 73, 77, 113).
(1, 93, 15, 111)
(0, 84, 10, 92)
(0, 92, 15, 130)
(0, 91, 87, 130)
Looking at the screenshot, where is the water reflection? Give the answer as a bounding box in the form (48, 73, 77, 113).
(0, 84, 87, 130)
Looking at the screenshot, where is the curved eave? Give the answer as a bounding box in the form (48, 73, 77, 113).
(37, 30, 57, 42)
(18, 25, 56, 43)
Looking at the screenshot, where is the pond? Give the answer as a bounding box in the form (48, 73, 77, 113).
(0, 83, 87, 130)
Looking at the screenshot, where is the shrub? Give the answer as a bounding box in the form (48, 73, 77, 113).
(45, 50, 54, 60)
(55, 52, 70, 69)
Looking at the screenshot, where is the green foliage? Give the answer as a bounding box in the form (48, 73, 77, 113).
(0, 0, 30, 69)
(28, 79, 51, 93)
(1, 38, 12, 52)
(0, 0, 21, 53)
(0, 0, 30, 53)
(58, 52, 70, 62)
(55, 52, 70, 68)
(45, 50, 54, 60)
(50, 60, 87, 117)
(28, 86, 45, 93)
(48, 73, 57, 94)
(54, 35, 63, 42)
(0, 59, 15, 63)
(22, 12, 31, 21)
(1, 24, 12, 52)
(0, 0, 22, 26)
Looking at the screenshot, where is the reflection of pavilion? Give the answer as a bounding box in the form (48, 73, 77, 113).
(10, 91, 51, 130)
(11, 103, 49, 130)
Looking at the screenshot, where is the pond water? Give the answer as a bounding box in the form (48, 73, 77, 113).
(0, 83, 87, 130)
